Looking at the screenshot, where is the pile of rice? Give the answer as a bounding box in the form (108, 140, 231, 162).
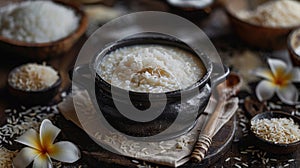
(98, 45, 205, 93)
(236, 0, 300, 27)
(0, 1, 79, 43)
(9, 63, 59, 91)
(251, 117, 300, 144)
(0, 147, 17, 168)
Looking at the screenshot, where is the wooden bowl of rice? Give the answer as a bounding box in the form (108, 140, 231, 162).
(0, 0, 88, 60)
(224, 0, 300, 50)
(7, 63, 62, 106)
(250, 111, 300, 154)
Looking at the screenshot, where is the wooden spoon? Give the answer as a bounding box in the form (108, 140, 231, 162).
(191, 72, 242, 162)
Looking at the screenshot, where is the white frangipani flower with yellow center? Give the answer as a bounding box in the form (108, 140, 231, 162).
(254, 58, 300, 105)
(13, 119, 80, 168)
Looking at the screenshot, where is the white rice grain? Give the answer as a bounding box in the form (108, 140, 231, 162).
(251, 118, 300, 144)
(0, 1, 79, 43)
(99, 45, 205, 93)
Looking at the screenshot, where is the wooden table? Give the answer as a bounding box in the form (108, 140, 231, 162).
(0, 0, 299, 167)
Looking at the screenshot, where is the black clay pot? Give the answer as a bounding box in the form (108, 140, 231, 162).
(73, 33, 228, 139)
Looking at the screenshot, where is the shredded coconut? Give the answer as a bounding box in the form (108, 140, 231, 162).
(251, 117, 300, 144)
(9, 63, 59, 91)
(236, 0, 300, 27)
(98, 45, 205, 93)
(0, 1, 79, 43)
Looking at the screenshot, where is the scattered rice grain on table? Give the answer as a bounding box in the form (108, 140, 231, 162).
(0, 105, 59, 146)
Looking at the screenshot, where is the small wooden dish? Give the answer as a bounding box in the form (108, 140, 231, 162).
(0, 0, 88, 60)
(287, 28, 300, 66)
(249, 111, 300, 154)
(7, 65, 62, 106)
(224, 0, 299, 50)
(166, 0, 215, 21)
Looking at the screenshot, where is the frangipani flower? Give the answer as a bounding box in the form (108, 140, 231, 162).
(13, 119, 80, 168)
(254, 58, 300, 105)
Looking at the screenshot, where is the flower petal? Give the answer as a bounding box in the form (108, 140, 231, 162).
(40, 119, 60, 149)
(253, 68, 274, 81)
(32, 154, 52, 168)
(48, 141, 80, 163)
(13, 147, 39, 168)
(255, 80, 276, 101)
(15, 129, 42, 150)
(291, 67, 300, 82)
(267, 58, 288, 75)
(276, 84, 299, 105)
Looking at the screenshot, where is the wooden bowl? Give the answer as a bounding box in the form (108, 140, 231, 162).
(0, 0, 88, 60)
(250, 111, 300, 154)
(166, 0, 215, 21)
(287, 28, 300, 66)
(73, 0, 103, 4)
(224, 0, 299, 50)
(7, 65, 62, 106)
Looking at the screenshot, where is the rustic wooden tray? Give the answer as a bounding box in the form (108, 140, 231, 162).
(57, 114, 236, 167)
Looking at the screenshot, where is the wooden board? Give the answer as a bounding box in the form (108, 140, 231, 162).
(57, 114, 236, 167)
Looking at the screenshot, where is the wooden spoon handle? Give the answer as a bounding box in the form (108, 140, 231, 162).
(190, 79, 227, 162)
(190, 134, 212, 162)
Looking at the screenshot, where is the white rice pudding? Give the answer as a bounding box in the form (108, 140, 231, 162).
(98, 45, 205, 93)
